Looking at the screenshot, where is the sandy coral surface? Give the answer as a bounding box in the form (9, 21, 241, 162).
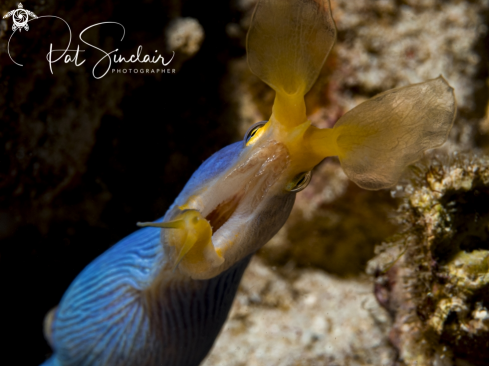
(203, 257, 395, 366)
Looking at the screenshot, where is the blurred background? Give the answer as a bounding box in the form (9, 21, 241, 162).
(1, 0, 489, 365)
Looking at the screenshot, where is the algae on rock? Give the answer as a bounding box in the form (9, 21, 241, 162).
(368, 154, 489, 366)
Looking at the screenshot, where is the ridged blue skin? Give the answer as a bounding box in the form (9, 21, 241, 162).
(42, 141, 295, 366)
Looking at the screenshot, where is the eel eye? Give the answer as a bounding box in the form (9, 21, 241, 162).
(244, 121, 267, 146)
(286, 171, 312, 192)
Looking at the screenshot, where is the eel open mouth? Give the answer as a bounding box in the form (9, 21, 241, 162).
(197, 139, 290, 251)
(205, 193, 243, 233)
(138, 139, 291, 278)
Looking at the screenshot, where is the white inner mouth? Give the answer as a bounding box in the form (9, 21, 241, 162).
(189, 140, 290, 251)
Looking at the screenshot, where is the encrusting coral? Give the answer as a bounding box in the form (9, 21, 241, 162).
(368, 154, 489, 366)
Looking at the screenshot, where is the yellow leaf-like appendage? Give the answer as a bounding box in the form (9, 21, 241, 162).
(333, 77, 456, 190)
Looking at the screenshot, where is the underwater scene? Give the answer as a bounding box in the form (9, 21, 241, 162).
(1, 0, 489, 365)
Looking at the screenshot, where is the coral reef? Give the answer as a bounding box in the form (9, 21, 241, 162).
(333, 0, 485, 110)
(368, 154, 489, 366)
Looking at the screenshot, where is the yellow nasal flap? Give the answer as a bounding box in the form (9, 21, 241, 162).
(247, 0, 336, 130)
(306, 76, 456, 189)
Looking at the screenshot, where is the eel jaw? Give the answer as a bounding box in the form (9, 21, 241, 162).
(140, 139, 290, 280)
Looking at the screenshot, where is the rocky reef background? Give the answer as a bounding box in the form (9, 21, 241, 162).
(2, 0, 489, 365)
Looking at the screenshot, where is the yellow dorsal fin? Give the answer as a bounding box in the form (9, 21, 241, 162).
(247, 0, 336, 128)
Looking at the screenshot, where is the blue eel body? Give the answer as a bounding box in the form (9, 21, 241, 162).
(41, 141, 274, 366)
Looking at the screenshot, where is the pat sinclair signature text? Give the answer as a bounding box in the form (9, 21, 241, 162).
(48, 22, 175, 79)
(6, 16, 175, 79)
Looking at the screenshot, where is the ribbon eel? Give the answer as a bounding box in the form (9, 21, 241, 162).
(41, 0, 456, 365)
